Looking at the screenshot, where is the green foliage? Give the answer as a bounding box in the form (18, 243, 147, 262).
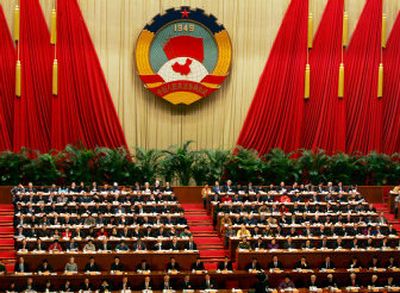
(0, 144, 399, 186)
(0, 150, 30, 185)
(162, 141, 195, 185)
(22, 153, 61, 185)
(134, 147, 163, 183)
(191, 151, 210, 186)
(203, 149, 231, 183)
(325, 152, 358, 185)
(56, 145, 96, 184)
(94, 147, 135, 185)
(261, 149, 300, 184)
(225, 148, 262, 184)
(297, 149, 329, 184)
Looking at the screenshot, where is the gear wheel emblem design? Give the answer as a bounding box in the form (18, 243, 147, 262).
(135, 7, 232, 105)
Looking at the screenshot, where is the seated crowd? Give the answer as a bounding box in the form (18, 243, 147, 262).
(12, 181, 198, 253)
(2, 181, 400, 291)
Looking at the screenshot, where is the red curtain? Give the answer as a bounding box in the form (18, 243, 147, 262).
(13, 0, 53, 152)
(383, 12, 400, 153)
(302, 0, 346, 154)
(236, 0, 308, 155)
(51, 0, 127, 150)
(0, 4, 14, 150)
(345, 0, 382, 154)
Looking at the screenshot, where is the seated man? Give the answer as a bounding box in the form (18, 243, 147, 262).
(23, 277, 36, 293)
(268, 255, 283, 270)
(217, 256, 233, 271)
(80, 278, 93, 291)
(64, 256, 78, 273)
(308, 274, 320, 289)
(320, 256, 335, 270)
(115, 240, 130, 252)
(279, 275, 296, 290)
(368, 274, 381, 289)
(324, 274, 338, 288)
(253, 238, 267, 250)
(202, 273, 216, 290)
(84, 256, 100, 272)
(185, 236, 197, 250)
(162, 274, 174, 290)
(348, 273, 360, 287)
(349, 257, 362, 270)
(191, 257, 205, 272)
(368, 256, 381, 269)
(294, 256, 310, 270)
(153, 238, 167, 251)
(118, 276, 132, 291)
(110, 256, 124, 272)
(14, 256, 30, 273)
(246, 257, 263, 273)
(166, 257, 181, 273)
(136, 259, 151, 273)
(132, 239, 147, 251)
(169, 236, 180, 250)
(37, 259, 53, 273)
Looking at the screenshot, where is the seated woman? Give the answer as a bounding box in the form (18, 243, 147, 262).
(64, 256, 78, 273)
(37, 259, 53, 273)
(83, 239, 96, 252)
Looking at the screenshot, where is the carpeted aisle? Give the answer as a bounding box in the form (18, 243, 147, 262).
(182, 203, 228, 270)
(0, 204, 15, 271)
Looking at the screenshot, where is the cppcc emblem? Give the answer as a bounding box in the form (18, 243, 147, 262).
(135, 7, 232, 105)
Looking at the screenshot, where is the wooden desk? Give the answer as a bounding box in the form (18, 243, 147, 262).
(228, 236, 400, 259)
(1, 270, 400, 291)
(236, 249, 400, 270)
(17, 251, 199, 272)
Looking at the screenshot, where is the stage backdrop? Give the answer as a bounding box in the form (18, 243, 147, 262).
(1, 0, 399, 151)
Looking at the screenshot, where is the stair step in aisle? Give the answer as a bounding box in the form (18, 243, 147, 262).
(182, 203, 228, 270)
(0, 204, 16, 272)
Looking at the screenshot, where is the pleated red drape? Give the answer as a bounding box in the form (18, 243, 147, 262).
(0, 4, 15, 147)
(51, 0, 127, 150)
(383, 12, 400, 153)
(345, 0, 382, 154)
(13, 0, 53, 153)
(236, 0, 308, 155)
(302, 0, 345, 154)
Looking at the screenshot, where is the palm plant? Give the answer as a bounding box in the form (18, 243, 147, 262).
(262, 148, 300, 184)
(162, 141, 195, 186)
(225, 147, 262, 184)
(297, 149, 329, 184)
(94, 147, 136, 184)
(203, 149, 231, 183)
(191, 151, 210, 185)
(134, 147, 163, 183)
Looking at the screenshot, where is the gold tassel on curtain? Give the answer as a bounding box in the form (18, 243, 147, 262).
(50, 8, 57, 44)
(377, 62, 383, 98)
(304, 63, 310, 99)
(307, 13, 313, 49)
(52, 59, 58, 95)
(342, 11, 348, 47)
(14, 4, 20, 41)
(382, 13, 387, 48)
(338, 62, 344, 98)
(16, 60, 21, 97)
